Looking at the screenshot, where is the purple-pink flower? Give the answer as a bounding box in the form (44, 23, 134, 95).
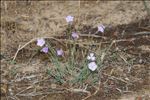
(71, 32, 79, 39)
(56, 48, 64, 56)
(41, 46, 49, 53)
(37, 38, 45, 47)
(98, 24, 105, 33)
(88, 62, 97, 71)
(66, 15, 74, 23)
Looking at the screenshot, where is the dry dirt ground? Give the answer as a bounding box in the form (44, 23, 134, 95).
(1, 1, 149, 55)
(1, 1, 150, 100)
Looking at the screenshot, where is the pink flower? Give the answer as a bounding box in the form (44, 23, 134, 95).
(88, 62, 97, 71)
(56, 49, 64, 56)
(71, 32, 79, 39)
(66, 15, 74, 23)
(98, 24, 105, 33)
(37, 38, 45, 47)
(41, 47, 49, 53)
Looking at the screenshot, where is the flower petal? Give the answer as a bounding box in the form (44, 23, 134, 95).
(89, 53, 94, 57)
(37, 38, 45, 47)
(88, 62, 97, 71)
(87, 53, 96, 61)
(71, 32, 79, 39)
(66, 15, 74, 23)
(56, 49, 64, 56)
(91, 56, 96, 61)
(98, 25, 105, 33)
(41, 47, 48, 53)
(87, 56, 91, 60)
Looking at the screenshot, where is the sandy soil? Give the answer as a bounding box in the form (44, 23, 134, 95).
(1, 1, 149, 55)
(1, 1, 150, 100)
